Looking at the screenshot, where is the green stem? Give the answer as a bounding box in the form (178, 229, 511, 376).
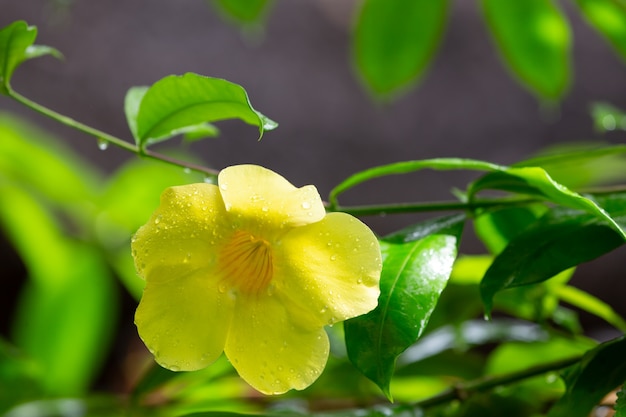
(7, 88, 218, 177)
(414, 354, 581, 410)
(331, 197, 540, 216)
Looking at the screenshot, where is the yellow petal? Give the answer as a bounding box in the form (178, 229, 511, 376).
(224, 293, 329, 394)
(273, 212, 382, 327)
(135, 265, 236, 371)
(218, 165, 325, 233)
(132, 183, 230, 280)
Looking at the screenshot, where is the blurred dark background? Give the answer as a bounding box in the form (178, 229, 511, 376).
(1, 0, 626, 348)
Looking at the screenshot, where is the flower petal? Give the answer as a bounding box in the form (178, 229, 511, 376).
(273, 212, 382, 326)
(224, 293, 329, 394)
(218, 165, 325, 232)
(132, 183, 230, 280)
(135, 265, 235, 371)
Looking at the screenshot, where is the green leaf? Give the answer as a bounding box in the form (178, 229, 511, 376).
(345, 216, 462, 399)
(0, 338, 43, 414)
(469, 166, 626, 239)
(212, 0, 273, 24)
(354, 0, 449, 97)
(554, 285, 626, 332)
(183, 123, 220, 141)
(616, 385, 626, 417)
(548, 336, 626, 417)
(480, 206, 626, 316)
(0, 21, 61, 93)
(134, 73, 277, 147)
(0, 183, 117, 395)
(124, 86, 148, 141)
(481, 0, 571, 100)
(591, 103, 626, 133)
(575, 0, 626, 63)
(329, 158, 504, 207)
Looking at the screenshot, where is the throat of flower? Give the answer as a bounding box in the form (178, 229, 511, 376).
(218, 230, 273, 295)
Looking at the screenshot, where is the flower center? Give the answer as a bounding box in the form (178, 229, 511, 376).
(218, 230, 273, 294)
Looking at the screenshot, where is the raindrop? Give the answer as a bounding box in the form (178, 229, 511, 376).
(183, 167, 191, 174)
(602, 114, 617, 131)
(301, 201, 311, 210)
(330, 255, 337, 261)
(154, 215, 161, 225)
(262, 206, 269, 212)
(357, 278, 363, 284)
(97, 138, 109, 150)
(218, 283, 228, 293)
(220, 183, 228, 191)
(204, 175, 217, 184)
(170, 365, 181, 372)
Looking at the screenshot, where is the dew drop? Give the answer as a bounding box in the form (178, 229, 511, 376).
(170, 365, 181, 372)
(154, 215, 161, 225)
(357, 278, 363, 284)
(97, 138, 109, 150)
(330, 255, 337, 261)
(220, 183, 228, 191)
(218, 283, 228, 293)
(261, 206, 269, 212)
(301, 201, 311, 210)
(183, 167, 191, 174)
(204, 175, 217, 184)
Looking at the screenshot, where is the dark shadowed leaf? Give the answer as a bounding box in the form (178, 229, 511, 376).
(134, 73, 277, 147)
(548, 336, 626, 417)
(616, 385, 626, 417)
(354, 0, 449, 97)
(345, 216, 462, 399)
(481, 0, 571, 100)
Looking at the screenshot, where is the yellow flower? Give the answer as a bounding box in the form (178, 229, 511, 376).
(132, 165, 382, 394)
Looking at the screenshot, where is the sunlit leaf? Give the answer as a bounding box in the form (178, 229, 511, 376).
(548, 336, 626, 417)
(554, 285, 626, 332)
(482, 0, 571, 100)
(0, 184, 117, 395)
(354, 0, 449, 97)
(124, 86, 148, 141)
(345, 216, 462, 399)
(0, 21, 61, 93)
(480, 206, 626, 316)
(329, 158, 504, 207)
(212, 0, 273, 24)
(134, 73, 277, 147)
(575, 0, 626, 63)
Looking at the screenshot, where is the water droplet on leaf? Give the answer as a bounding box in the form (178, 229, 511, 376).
(97, 138, 109, 150)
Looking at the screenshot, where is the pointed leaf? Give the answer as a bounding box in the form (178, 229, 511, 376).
(482, 0, 571, 100)
(212, 0, 273, 24)
(134, 73, 277, 147)
(0, 21, 61, 93)
(354, 0, 450, 97)
(548, 336, 626, 417)
(345, 216, 462, 399)
(575, 0, 626, 63)
(480, 205, 626, 316)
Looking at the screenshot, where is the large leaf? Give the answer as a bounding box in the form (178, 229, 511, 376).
(0, 184, 117, 395)
(481, 0, 571, 100)
(132, 73, 277, 147)
(345, 216, 462, 399)
(575, 0, 626, 63)
(480, 205, 626, 316)
(354, 0, 449, 97)
(0, 21, 61, 93)
(548, 336, 626, 417)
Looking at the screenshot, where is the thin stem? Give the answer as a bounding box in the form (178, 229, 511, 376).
(331, 197, 540, 216)
(7, 88, 218, 177)
(414, 354, 581, 410)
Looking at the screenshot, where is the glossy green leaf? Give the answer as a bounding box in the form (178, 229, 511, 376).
(480, 206, 626, 316)
(616, 385, 626, 417)
(329, 158, 504, 207)
(0, 184, 117, 395)
(482, 0, 571, 100)
(183, 123, 220, 141)
(345, 216, 462, 399)
(0, 21, 61, 93)
(516, 142, 626, 188)
(124, 86, 148, 141)
(548, 336, 626, 417)
(212, 0, 273, 24)
(354, 0, 449, 97)
(576, 0, 626, 63)
(470, 166, 626, 239)
(134, 73, 277, 147)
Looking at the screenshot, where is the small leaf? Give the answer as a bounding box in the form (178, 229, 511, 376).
(482, 0, 571, 100)
(554, 285, 626, 332)
(212, 0, 273, 24)
(329, 158, 504, 207)
(124, 86, 148, 141)
(134, 73, 277, 147)
(354, 0, 450, 97)
(480, 206, 626, 316)
(548, 336, 626, 417)
(575, 0, 626, 63)
(590, 103, 626, 133)
(0, 21, 61, 93)
(345, 216, 462, 399)
(183, 123, 220, 141)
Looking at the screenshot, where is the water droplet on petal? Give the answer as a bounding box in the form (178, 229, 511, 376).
(330, 255, 337, 261)
(218, 283, 228, 293)
(262, 206, 269, 212)
(170, 365, 181, 372)
(154, 215, 161, 225)
(97, 138, 109, 150)
(220, 183, 228, 191)
(301, 201, 311, 210)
